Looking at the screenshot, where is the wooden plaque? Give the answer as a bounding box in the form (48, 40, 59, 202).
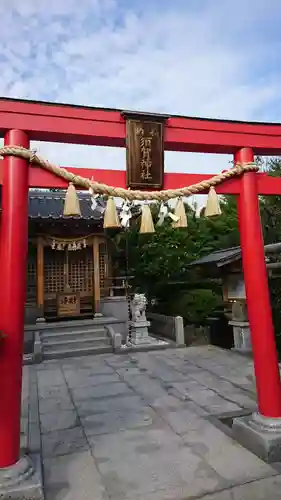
(57, 292, 80, 317)
(125, 118, 164, 189)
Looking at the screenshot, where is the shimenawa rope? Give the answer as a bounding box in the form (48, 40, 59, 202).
(0, 146, 259, 201)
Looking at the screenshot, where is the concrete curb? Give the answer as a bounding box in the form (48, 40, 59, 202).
(105, 325, 122, 351)
(115, 340, 173, 354)
(28, 369, 42, 456)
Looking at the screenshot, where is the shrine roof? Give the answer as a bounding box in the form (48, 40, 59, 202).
(28, 189, 105, 220)
(189, 247, 242, 267)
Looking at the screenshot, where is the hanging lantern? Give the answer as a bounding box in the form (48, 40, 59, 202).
(139, 204, 155, 234)
(172, 198, 187, 228)
(63, 182, 81, 216)
(205, 187, 222, 217)
(103, 197, 121, 228)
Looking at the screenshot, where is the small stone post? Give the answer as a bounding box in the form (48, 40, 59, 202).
(174, 316, 185, 347)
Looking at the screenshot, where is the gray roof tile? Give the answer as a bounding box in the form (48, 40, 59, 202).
(27, 190, 105, 220)
(189, 247, 241, 267)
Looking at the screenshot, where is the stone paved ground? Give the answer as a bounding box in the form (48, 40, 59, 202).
(33, 346, 281, 499)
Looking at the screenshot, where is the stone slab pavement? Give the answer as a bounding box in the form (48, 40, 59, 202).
(28, 346, 281, 499)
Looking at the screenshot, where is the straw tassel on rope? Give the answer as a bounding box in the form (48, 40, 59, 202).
(140, 204, 155, 234)
(103, 197, 120, 228)
(173, 198, 188, 228)
(205, 187, 222, 217)
(63, 182, 81, 216)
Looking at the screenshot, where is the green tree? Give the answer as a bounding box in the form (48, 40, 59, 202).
(260, 158, 281, 244)
(111, 164, 281, 340)
(259, 157, 281, 353)
(112, 197, 239, 321)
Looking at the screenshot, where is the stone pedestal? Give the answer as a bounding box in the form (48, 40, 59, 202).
(0, 455, 43, 499)
(130, 320, 151, 345)
(229, 320, 252, 354)
(233, 412, 281, 462)
(127, 293, 169, 349)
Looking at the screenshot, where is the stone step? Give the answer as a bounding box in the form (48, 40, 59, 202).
(25, 316, 123, 333)
(43, 336, 111, 351)
(45, 312, 93, 321)
(41, 327, 107, 342)
(43, 345, 113, 360)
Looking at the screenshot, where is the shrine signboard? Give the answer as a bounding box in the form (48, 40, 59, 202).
(57, 292, 80, 317)
(123, 112, 165, 189)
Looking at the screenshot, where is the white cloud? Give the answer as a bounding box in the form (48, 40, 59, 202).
(0, 0, 280, 194)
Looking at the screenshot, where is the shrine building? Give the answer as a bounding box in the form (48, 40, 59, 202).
(21, 189, 114, 323)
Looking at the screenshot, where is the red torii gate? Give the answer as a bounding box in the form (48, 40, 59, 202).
(1, 98, 281, 469)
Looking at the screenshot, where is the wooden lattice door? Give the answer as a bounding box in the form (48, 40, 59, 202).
(99, 241, 110, 297)
(68, 247, 93, 312)
(43, 246, 94, 316)
(26, 249, 37, 305)
(44, 248, 65, 315)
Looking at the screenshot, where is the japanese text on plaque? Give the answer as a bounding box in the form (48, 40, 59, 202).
(136, 126, 156, 181)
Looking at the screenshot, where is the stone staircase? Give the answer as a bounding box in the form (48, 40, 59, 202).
(25, 317, 126, 360)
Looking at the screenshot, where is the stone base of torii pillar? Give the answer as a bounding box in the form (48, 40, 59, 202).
(233, 412, 281, 463)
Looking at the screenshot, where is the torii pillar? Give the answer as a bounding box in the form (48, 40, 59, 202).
(0, 130, 34, 486)
(233, 147, 281, 461)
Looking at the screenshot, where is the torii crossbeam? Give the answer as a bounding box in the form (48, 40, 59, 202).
(1, 98, 281, 470)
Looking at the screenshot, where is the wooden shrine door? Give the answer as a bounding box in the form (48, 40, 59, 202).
(44, 246, 94, 318)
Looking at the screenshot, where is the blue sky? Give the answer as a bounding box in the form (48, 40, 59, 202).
(1, 0, 281, 177)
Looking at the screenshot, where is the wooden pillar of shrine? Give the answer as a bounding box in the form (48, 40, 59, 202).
(36, 236, 45, 317)
(93, 237, 101, 315)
